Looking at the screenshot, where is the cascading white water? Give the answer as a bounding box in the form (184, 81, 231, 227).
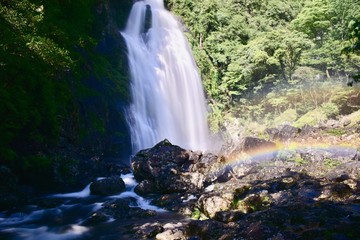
(122, 0, 210, 153)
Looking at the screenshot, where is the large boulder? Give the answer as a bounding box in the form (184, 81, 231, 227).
(90, 176, 125, 196)
(131, 139, 204, 194)
(131, 139, 228, 194)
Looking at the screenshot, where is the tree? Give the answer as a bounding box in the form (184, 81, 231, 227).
(343, 19, 360, 83)
(292, 0, 331, 46)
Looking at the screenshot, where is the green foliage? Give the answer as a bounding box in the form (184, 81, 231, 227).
(167, 0, 360, 130)
(191, 208, 202, 220)
(0, 0, 131, 187)
(320, 102, 340, 118)
(343, 19, 360, 82)
(0, 0, 74, 166)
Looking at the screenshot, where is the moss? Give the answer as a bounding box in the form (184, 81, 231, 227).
(89, 112, 106, 134)
(235, 195, 271, 213)
(289, 156, 308, 166)
(191, 208, 202, 220)
(325, 128, 347, 136)
(346, 110, 360, 127)
(293, 108, 327, 128)
(324, 158, 341, 169)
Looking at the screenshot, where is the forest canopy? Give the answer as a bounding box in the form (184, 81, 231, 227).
(166, 0, 360, 131)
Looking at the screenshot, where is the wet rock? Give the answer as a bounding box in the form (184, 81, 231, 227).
(156, 222, 186, 240)
(103, 199, 130, 218)
(90, 176, 125, 196)
(135, 222, 164, 238)
(83, 211, 110, 226)
(134, 179, 156, 195)
(151, 193, 184, 211)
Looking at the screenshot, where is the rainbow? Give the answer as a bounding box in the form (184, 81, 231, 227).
(223, 141, 359, 168)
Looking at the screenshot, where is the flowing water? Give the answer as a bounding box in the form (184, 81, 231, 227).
(122, 0, 210, 153)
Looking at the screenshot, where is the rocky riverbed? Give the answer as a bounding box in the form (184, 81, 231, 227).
(126, 122, 360, 240)
(0, 123, 359, 239)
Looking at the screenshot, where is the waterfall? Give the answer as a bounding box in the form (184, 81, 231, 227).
(122, 0, 210, 153)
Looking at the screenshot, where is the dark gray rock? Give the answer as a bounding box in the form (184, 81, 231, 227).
(299, 124, 316, 136)
(266, 125, 300, 141)
(131, 139, 206, 194)
(214, 210, 244, 223)
(238, 137, 276, 155)
(132, 139, 190, 182)
(90, 177, 125, 196)
(134, 179, 156, 195)
(135, 222, 164, 238)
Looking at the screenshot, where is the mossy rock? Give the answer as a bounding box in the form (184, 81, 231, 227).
(293, 108, 327, 128)
(345, 110, 360, 127)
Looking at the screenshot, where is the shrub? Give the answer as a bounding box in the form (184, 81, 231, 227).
(320, 102, 340, 118)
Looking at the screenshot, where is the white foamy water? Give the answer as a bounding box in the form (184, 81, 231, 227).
(122, 0, 210, 153)
(52, 183, 91, 198)
(121, 173, 138, 188)
(2, 225, 88, 240)
(112, 190, 166, 213)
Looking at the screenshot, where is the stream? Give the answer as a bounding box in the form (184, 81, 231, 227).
(0, 174, 183, 240)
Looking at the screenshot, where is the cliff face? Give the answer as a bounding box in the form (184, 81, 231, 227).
(0, 0, 134, 194)
(54, 0, 134, 191)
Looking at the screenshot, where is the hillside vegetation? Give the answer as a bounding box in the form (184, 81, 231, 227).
(0, 0, 133, 189)
(166, 0, 360, 132)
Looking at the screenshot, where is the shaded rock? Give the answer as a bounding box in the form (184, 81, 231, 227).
(329, 183, 352, 198)
(187, 220, 231, 240)
(299, 124, 316, 136)
(134, 179, 157, 195)
(135, 222, 163, 238)
(131, 139, 213, 194)
(132, 139, 190, 182)
(82, 211, 110, 226)
(90, 177, 125, 196)
(266, 125, 300, 141)
(238, 137, 276, 154)
(214, 210, 244, 223)
(102, 199, 130, 218)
